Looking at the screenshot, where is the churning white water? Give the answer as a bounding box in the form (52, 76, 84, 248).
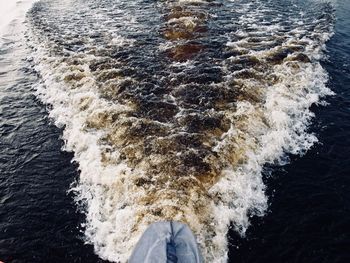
(26, 0, 334, 262)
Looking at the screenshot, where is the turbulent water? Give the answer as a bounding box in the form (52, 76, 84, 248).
(22, 0, 335, 262)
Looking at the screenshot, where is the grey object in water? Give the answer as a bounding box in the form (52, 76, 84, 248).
(129, 221, 204, 263)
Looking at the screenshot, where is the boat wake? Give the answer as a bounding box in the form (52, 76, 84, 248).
(27, 0, 334, 261)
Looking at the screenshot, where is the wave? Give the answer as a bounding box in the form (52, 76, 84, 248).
(27, 0, 334, 262)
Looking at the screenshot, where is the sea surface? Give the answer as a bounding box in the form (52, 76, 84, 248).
(0, 0, 349, 262)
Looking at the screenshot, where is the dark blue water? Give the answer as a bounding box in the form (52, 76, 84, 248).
(0, 31, 101, 262)
(0, 0, 349, 262)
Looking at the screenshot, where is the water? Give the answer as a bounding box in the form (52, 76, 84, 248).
(0, 0, 349, 262)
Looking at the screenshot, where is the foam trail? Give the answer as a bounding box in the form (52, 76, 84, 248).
(27, 0, 334, 262)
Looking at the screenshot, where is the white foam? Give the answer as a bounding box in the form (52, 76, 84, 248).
(32, 54, 140, 262)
